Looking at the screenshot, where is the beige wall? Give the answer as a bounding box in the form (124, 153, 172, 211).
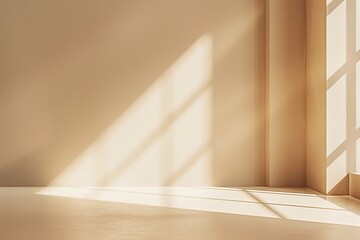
(305, 0, 360, 195)
(0, 0, 266, 186)
(304, 0, 360, 195)
(326, 0, 360, 194)
(350, 173, 360, 199)
(266, 0, 306, 187)
(306, 0, 327, 194)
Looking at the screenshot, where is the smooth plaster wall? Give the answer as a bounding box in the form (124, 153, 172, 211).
(0, 0, 266, 186)
(350, 173, 360, 199)
(305, 0, 360, 195)
(326, 0, 360, 194)
(266, 0, 306, 187)
(306, 0, 327, 194)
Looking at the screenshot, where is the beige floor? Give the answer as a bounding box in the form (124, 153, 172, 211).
(1, 187, 360, 240)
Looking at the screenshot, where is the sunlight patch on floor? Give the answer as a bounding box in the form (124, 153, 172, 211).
(37, 187, 360, 227)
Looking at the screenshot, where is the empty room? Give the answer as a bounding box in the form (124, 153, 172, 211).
(1, 0, 360, 239)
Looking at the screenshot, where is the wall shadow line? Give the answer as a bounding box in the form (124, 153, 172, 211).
(327, 0, 345, 16)
(327, 127, 360, 167)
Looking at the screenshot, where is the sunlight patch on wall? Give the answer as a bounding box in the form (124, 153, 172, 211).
(327, 0, 346, 78)
(327, 75, 347, 155)
(327, 151, 347, 191)
(49, 34, 213, 186)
